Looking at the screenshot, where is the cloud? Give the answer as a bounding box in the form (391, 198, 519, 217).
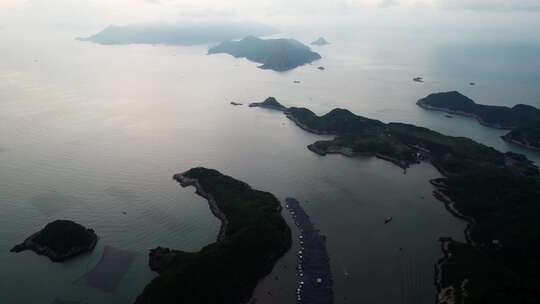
(436, 0, 540, 12)
(379, 0, 398, 8)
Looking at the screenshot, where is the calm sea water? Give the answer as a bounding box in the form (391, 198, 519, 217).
(1, 24, 539, 304)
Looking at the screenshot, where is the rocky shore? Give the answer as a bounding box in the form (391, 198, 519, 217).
(173, 172, 229, 241)
(135, 167, 291, 304)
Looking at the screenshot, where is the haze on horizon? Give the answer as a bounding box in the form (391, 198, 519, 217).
(2, 0, 540, 40)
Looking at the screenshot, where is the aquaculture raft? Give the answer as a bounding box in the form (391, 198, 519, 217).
(285, 198, 334, 304)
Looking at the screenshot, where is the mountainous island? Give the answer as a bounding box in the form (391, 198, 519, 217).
(135, 167, 291, 304)
(251, 97, 540, 303)
(417, 91, 540, 150)
(10, 220, 98, 262)
(248, 97, 287, 111)
(311, 37, 330, 46)
(77, 23, 277, 45)
(208, 36, 322, 72)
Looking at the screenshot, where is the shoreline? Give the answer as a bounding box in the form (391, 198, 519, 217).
(284, 112, 337, 136)
(418, 98, 540, 152)
(11, 226, 98, 263)
(138, 168, 292, 304)
(501, 133, 540, 151)
(416, 100, 513, 130)
(285, 111, 418, 169)
(173, 172, 229, 242)
(307, 143, 414, 170)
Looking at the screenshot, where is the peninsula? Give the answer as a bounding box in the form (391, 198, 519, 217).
(417, 91, 540, 150)
(134, 167, 292, 304)
(77, 23, 277, 46)
(208, 36, 321, 72)
(11, 220, 98, 262)
(251, 97, 540, 303)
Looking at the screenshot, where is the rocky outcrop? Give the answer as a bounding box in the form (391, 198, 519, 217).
(11, 220, 97, 262)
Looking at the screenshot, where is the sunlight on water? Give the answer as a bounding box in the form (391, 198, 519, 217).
(0, 20, 539, 303)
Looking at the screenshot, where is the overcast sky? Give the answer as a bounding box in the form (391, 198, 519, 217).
(1, 0, 539, 35)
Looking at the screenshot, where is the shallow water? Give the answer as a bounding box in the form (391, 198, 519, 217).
(1, 24, 539, 303)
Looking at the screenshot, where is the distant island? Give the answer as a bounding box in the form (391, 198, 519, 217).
(417, 91, 540, 150)
(311, 37, 330, 46)
(77, 23, 277, 45)
(208, 36, 321, 72)
(11, 220, 97, 262)
(251, 97, 540, 303)
(134, 167, 291, 304)
(249, 97, 287, 111)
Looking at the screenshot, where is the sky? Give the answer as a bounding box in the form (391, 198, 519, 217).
(0, 0, 539, 46)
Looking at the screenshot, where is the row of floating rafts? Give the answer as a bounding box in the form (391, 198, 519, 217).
(286, 201, 327, 303)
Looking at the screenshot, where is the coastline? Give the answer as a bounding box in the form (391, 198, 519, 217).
(251, 99, 540, 303)
(284, 112, 337, 135)
(416, 99, 513, 130)
(136, 168, 292, 304)
(501, 133, 540, 151)
(173, 172, 229, 242)
(10, 226, 98, 263)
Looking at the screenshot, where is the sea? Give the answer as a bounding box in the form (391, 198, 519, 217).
(1, 17, 539, 304)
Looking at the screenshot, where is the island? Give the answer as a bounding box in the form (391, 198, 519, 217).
(208, 36, 322, 72)
(251, 97, 540, 303)
(417, 91, 540, 150)
(248, 97, 288, 111)
(134, 167, 292, 304)
(77, 23, 277, 46)
(502, 124, 540, 151)
(311, 37, 330, 46)
(10, 220, 98, 262)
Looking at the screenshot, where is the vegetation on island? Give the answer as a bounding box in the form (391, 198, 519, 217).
(252, 97, 540, 303)
(10, 220, 98, 262)
(503, 124, 540, 150)
(417, 91, 540, 150)
(208, 36, 321, 72)
(135, 167, 292, 304)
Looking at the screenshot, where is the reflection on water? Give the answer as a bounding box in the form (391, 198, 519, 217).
(0, 23, 539, 304)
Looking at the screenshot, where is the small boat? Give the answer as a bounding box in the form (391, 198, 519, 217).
(384, 217, 393, 224)
(230, 102, 243, 106)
